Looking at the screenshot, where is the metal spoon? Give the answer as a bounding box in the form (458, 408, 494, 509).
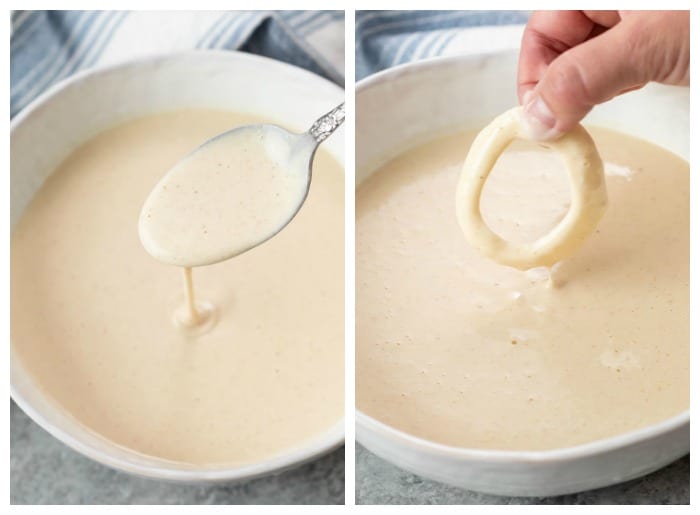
(139, 102, 345, 268)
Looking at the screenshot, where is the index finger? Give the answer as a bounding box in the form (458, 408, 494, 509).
(518, 10, 598, 103)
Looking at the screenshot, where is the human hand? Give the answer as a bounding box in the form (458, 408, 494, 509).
(518, 10, 689, 140)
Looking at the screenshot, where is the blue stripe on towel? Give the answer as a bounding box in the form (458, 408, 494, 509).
(82, 11, 129, 68)
(10, 10, 344, 118)
(356, 10, 529, 80)
(209, 12, 251, 49)
(238, 14, 343, 85)
(197, 11, 237, 49)
(11, 11, 44, 51)
(15, 12, 117, 109)
(218, 12, 261, 50)
(11, 11, 104, 114)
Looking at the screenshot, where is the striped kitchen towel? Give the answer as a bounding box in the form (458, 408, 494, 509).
(356, 10, 530, 80)
(10, 10, 345, 118)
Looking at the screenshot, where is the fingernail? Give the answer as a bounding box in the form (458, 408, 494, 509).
(522, 94, 562, 141)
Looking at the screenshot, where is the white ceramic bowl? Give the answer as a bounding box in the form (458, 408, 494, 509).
(355, 51, 689, 497)
(11, 51, 345, 482)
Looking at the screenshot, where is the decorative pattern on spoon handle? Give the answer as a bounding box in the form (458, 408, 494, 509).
(308, 103, 345, 144)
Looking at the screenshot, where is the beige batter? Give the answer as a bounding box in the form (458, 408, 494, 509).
(356, 127, 688, 451)
(11, 109, 344, 465)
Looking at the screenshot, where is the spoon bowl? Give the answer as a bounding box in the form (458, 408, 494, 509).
(139, 103, 344, 268)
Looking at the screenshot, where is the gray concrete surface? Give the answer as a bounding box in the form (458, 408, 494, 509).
(10, 401, 344, 505)
(355, 443, 689, 505)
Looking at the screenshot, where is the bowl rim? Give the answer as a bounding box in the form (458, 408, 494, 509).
(11, 48, 344, 131)
(12, 375, 344, 483)
(355, 50, 520, 97)
(10, 49, 345, 482)
(356, 409, 688, 464)
(354, 51, 689, 464)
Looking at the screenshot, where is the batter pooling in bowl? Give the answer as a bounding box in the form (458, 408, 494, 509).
(11, 110, 345, 465)
(356, 125, 688, 451)
(356, 10, 689, 451)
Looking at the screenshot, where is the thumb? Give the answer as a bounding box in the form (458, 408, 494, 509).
(522, 18, 654, 140)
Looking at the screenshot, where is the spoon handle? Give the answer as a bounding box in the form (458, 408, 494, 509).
(308, 103, 345, 144)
